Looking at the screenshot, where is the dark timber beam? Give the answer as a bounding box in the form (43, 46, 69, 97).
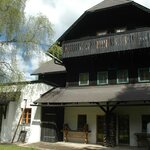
(109, 102, 120, 113)
(96, 102, 107, 113)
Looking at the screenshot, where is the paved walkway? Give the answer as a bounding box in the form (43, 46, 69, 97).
(21, 142, 147, 150)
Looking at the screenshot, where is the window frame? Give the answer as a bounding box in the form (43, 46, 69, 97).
(117, 69, 129, 84)
(97, 71, 108, 85)
(115, 27, 126, 33)
(21, 108, 32, 125)
(138, 67, 150, 82)
(97, 30, 107, 36)
(79, 72, 89, 86)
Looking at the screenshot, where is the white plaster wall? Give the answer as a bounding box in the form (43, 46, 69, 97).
(0, 83, 51, 143)
(115, 106, 150, 146)
(64, 107, 105, 144)
(1, 101, 17, 142)
(64, 106, 150, 146)
(27, 106, 41, 143)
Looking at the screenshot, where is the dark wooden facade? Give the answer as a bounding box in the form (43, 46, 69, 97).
(36, 0, 150, 147)
(63, 28, 150, 58)
(59, 1, 150, 147)
(64, 48, 150, 86)
(39, 73, 66, 87)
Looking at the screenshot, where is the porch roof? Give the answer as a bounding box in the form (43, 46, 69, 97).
(35, 83, 150, 104)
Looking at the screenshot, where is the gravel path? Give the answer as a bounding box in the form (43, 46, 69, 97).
(20, 142, 147, 150)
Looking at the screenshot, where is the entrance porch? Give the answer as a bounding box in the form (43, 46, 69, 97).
(34, 84, 150, 147)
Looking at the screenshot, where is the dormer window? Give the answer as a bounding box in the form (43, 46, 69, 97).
(115, 28, 126, 33)
(97, 31, 107, 36)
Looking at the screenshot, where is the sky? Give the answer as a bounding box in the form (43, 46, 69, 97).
(23, 0, 150, 80)
(25, 0, 150, 40)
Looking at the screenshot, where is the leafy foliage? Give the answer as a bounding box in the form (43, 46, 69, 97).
(0, 0, 26, 41)
(0, 0, 54, 83)
(48, 43, 62, 60)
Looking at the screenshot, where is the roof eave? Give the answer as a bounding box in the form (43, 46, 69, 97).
(57, 11, 90, 45)
(31, 70, 67, 76)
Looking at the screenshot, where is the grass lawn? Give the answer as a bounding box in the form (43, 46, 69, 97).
(0, 144, 36, 150)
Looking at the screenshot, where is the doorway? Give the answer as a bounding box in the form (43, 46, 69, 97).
(118, 115, 129, 145)
(96, 115, 105, 144)
(41, 107, 64, 142)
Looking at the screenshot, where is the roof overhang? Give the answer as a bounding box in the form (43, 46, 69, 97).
(33, 83, 150, 107)
(57, 0, 150, 45)
(31, 60, 66, 75)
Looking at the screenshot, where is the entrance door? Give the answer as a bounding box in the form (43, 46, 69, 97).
(41, 114, 57, 142)
(97, 115, 105, 144)
(118, 115, 129, 145)
(41, 107, 64, 142)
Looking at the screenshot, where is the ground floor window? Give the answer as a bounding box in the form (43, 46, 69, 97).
(21, 108, 32, 125)
(142, 115, 150, 132)
(118, 115, 129, 144)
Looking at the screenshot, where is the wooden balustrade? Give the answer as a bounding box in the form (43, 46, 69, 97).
(62, 28, 150, 58)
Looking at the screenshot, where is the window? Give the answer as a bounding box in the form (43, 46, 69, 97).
(142, 115, 150, 132)
(79, 73, 89, 86)
(77, 115, 87, 131)
(21, 108, 32, 125)
(115, 28, 126, 33)
(117, 70, 129, 84)
(97, 31, 107, 36)
(138, 68, 150, 82)
(97, 71, 108, 85)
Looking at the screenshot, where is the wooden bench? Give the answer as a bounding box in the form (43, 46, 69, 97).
(63, 130, 89, 144)
(135, 133, 150, 147)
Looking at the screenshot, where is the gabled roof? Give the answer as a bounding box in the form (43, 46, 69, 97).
(87, 0, 132, 12)
(31, 60, 66, 75)
(58, 0, 150, 44)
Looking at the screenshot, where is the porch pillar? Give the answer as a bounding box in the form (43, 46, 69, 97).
(103, 113, 116, 147)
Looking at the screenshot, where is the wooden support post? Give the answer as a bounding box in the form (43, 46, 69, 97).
(103, 103, 116, 147)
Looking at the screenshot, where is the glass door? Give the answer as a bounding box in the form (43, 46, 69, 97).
(118, 115, 129, 145)
(97, 115, 105, 144)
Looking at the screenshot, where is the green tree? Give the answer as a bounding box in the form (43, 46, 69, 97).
(48, 43, 62, 60)
(0, 0, 54, 83)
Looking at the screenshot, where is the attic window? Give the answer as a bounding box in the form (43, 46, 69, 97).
(115, 28, 126, 33)
(97, 31, 107, 36)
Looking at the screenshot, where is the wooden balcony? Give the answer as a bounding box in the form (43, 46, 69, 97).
(62, 28, 150, 58)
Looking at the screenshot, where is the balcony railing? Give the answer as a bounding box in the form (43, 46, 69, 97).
(62, 28, 150, 58)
